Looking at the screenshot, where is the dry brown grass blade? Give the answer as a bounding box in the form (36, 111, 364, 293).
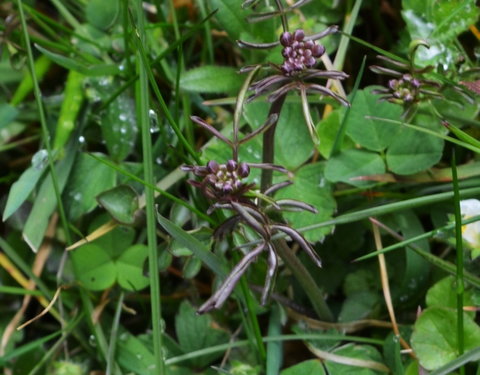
(66, 220, 118, 251)
(17, 286, 63, 330)
(306, 342, 390, 373)
(370, 217, 414, 356)
(1, 214, 58, 353)
(287, 308, 393, 333)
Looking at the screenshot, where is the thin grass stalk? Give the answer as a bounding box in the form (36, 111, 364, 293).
(452, 150, 465, 375)
(132, 31, 201, 164)
(134, 2, 166, 374)
(196, 0, 214, 63)
(333, 0, 363, 71)
(106, 292, 124, 375)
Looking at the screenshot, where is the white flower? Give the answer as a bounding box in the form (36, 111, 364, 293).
(460, 199, 480, 250)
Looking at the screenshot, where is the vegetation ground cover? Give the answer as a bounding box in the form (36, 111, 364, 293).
(1, 0, 480, 374)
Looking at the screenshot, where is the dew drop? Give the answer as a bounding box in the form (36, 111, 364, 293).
(149, 109, 159, 133)
(119, 113, 128, 121)
(89, 335, 97, 347)
(78, 135, 85, 143)
(31, 149, 49, 170)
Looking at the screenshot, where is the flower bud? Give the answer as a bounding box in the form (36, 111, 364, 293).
(280, 32, 293, 46)
(293, 29, 305, 42)
(207, 160, 219, 173)
(238, 162, 250, 178)
(226, 159, 238, 172)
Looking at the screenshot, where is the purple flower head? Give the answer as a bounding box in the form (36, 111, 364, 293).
(280, 29, 326, 75)
(182, 159, 253, 201)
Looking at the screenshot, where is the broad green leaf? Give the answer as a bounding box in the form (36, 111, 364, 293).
(101, 92, 137, 162)
(386, 125, 443, 175)
(402, 0, 479, 42)
(426, 276, 474, 316)
(116, 244, 149, 291)
(325, 149, 385, 187)
(71, 243, 116, 291)
(317, 109, 353, 159)
(275, 162, 336, 242)
(0, 103, 19, 130)
(324, 344, 386, 375)
(180, 66, 244, 94)
(401, 0, 479, 67)
(23, 145, 77, 252)
(244, 101, 313, 169)
(338, 291, 380, 323)
(411, 307, 480, 370)
(175, 301, 229, 368)
(280, 359, 326, 375)
(430, 346, 480, 375)
(97, 185, 139, 225)
(3, 149, 49, 221)
(86, 0, 119, 30)
(345, 87, 403, 152)
(64, 153, 116, 221)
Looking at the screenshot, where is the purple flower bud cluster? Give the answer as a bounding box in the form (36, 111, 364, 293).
(280, 29, 325, 75)
(388, 74, 421, 103)
(183, 159, 251, 197)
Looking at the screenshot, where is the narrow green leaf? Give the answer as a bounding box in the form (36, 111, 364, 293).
(35, 44, 120, 76)
(3, 156, 47, 221)
(157, 212, 227, 277)
(22, 146, 77, 252)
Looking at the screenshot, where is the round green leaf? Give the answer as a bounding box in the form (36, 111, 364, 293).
(64, 153, 116, 221)
(97, 185, 139, 225)
(71, 244, 116, 291)
(280, 359, 326, 375)
(275, 162, 336, 242)
(386, 126, 443, 175)
(325, 149, 385, 187)
(426, 276, 474, 317)
(116, 244, 149, 291)
(411, 307, 480, 370)
(86, 0, 120, 30)
(345, 87, 403, 152)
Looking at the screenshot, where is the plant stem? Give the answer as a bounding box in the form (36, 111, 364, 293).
(259, 94, 334, 321)
(260, 94, 287, 192)
(452, 149, 465, 375)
